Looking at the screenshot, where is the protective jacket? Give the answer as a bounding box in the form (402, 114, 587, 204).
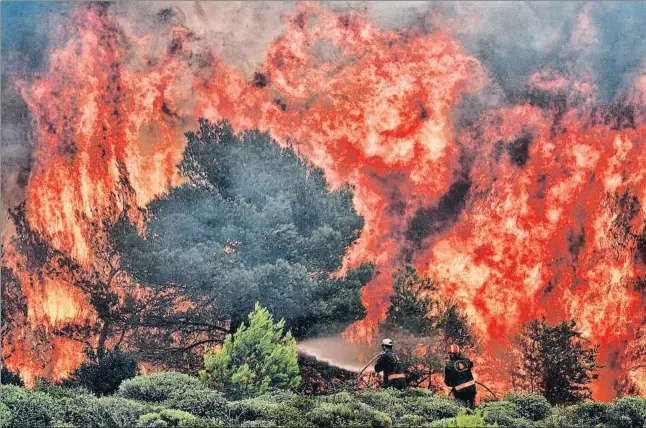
(374, 349, 406, 389)
(444, 354, 476, 407)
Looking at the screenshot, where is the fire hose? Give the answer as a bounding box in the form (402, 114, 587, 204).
(357, 353, 499, 401)
(446, 381, 499, 401)
(357, 353, 382, 377)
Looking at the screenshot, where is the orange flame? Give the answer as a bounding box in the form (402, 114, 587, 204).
(4, 3, 646, 399)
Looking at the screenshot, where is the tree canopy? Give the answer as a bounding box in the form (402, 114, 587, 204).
(511, 316, 600, 405)
(115, 119, 372, 344)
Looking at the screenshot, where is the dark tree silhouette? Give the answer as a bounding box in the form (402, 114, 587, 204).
(512, 316, 600, 405)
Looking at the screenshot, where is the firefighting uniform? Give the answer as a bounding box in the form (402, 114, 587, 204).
(374, 348, 407, 389)
(444, 355, 476, 408)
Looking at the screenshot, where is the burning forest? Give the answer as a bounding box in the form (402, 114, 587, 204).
(3, 0, 646, 410)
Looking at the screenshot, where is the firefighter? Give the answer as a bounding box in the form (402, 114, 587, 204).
(444, 344, 476, 408)
(374, 338, 407, 389)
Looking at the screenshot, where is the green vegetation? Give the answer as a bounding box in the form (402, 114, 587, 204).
(5, 381, 646, 428)
(511, 317, 600, 404)
(64, 348, 138, 395)
(200, 302, 300, 398)
(111, 120, 373, 370)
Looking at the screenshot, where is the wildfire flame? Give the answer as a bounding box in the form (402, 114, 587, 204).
(4, 3, 646, 399)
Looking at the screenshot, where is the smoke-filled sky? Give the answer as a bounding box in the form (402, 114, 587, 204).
(3, 1, 646, 225)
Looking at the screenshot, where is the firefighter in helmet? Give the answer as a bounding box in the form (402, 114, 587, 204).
(374, 338, 407, 389)
(444, 344, 476, 408)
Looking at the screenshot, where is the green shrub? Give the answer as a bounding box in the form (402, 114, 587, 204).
(358, 389, 407, 418)
(358, 389, 461, 423)
(55, 394, 104, 428)
(318, 391, 357, 404)
(34, 382, 82, 400)
(118, 372, 208, 402)
(424, 418, 455, 428)
(136, 409, 217, 428)
(395, 414, 424, 427)
(66, 348, 138, 396)
(402, 396, 463, 421)
(56, 394, 150, 428)
(478, 401, 519, 427)
(2, 402, 11, 424)
(2, 389, 62, 428)
(399, 388, 437, 399)
(200, 303, 300, 398)
(1, 384, 30, 407)
(228, 395, 302, 427)
(507, 394, 551, 421)
(544, 402, 605, 428)
(425, 411, 499, 428)
(240, 421, 278, 428)
(163, 389, 228, 419)
(607, 396, 646, 428)
(52, 422, 76, 428)
(94, 396, 151, 427)
(305, 402, 392, 428)
(1, 366, 24, 386)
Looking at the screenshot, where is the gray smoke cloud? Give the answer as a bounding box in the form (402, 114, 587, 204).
(3, 1, 646, 235)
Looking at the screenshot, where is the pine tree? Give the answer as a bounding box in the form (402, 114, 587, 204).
(199, 303, 300, 398)
(512, 316, 600, 404)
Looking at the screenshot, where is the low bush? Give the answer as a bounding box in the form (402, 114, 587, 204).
(55, 394, 105, 427)
(544, 401, 607, 427)
(239, 421, 278, 428)
(1, 366, 24, 386)
(394, 414, 424, 427)
(163, 390, 228, 420)
(94, 396, 152, 427)
(66, 348, 138, 396)
(55, 394, 150, 428)
(137, 409, 198, 427)
(401, 395, 463, 421)
(305, 402, 392, 428)
(357, 388, 462, 424)
(426, 409, 488, 428)
(1, 384, 30, 407)
(606, 396, 646, 428)
(118, 372, 208, 403)
(2, 389, 62, 428)
(507, 393, 551, 421)
(358, 389, 407, 418)
(478, 400, 519, 427)
(228, 395, 302, 427)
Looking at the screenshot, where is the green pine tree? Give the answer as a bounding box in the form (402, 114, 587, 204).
(200, 303, 300, 398)
(512, 316, 600, 405)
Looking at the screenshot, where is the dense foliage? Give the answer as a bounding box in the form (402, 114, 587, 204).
(200, 302, 300, 398)
(5, 380, 646, 428)
(64, 348, 138, 395)
(511, 316, 600, 405)
(1, 366, 24, 386)
(113, 119, 373, 367)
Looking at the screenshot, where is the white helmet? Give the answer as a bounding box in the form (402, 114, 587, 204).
(381, 338, 393, 347)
